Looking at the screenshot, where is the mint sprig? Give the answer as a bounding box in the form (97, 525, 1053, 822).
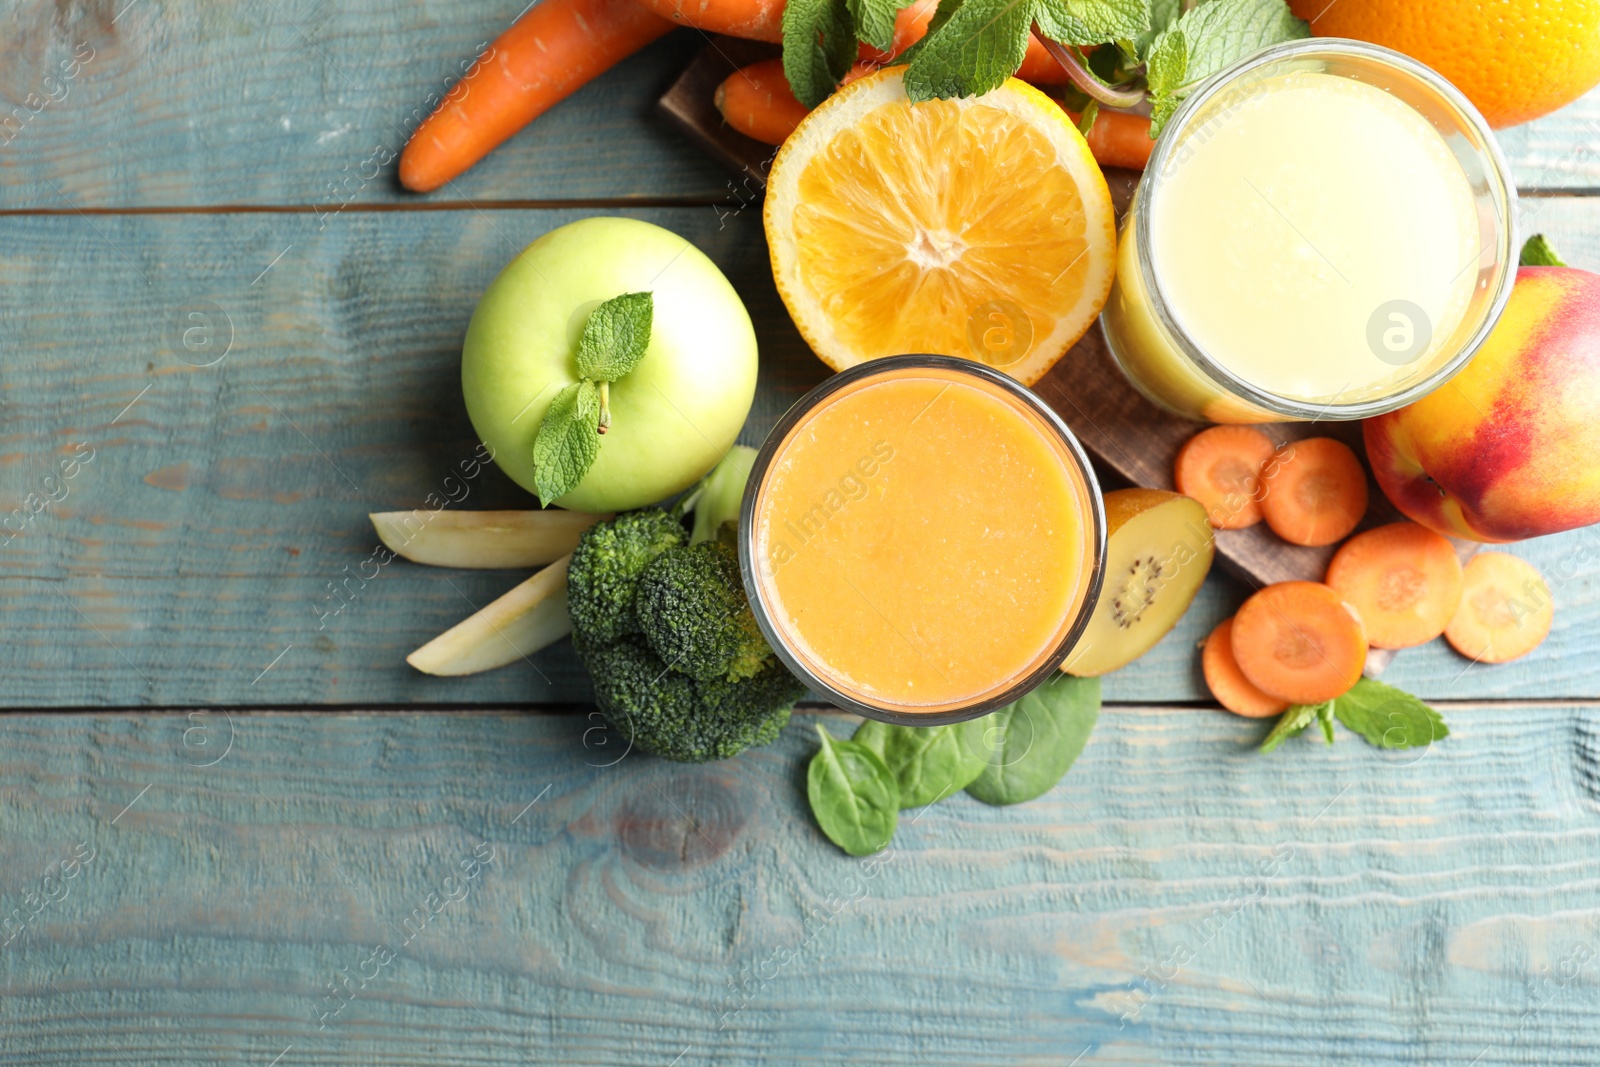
(530, 291, 653, 506)
(1258, 679, 1449, 754)
(1332, 678, 1449, 750)
(780, 0, 1308, 145)
(783, 0, 860, 107)
(899, 0, 1147, 101)
(1144, 0, 1308, 134)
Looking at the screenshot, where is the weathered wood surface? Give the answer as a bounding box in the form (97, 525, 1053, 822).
(4, 707, 1600, 1066)
(0, 206, 822, 707)
(0, 1, 728, 209)
(4, 199, 1600, 706)
(1, 0, 1599, 210)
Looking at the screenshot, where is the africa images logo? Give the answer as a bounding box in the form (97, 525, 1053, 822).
(764, 440, 894, 571)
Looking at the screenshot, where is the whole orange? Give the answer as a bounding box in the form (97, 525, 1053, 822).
(1288, 0, 1600, 128)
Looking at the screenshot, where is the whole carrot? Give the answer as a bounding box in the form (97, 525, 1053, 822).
(715, 57, 811, 143)
(639, 0, 784, 41)
(1067, 107, 1154, 170)
(638, 0, 1064, 73)
(722, 54, 1149, 165)
(399, 0, 676, 192)
(1017, 35, 1073, 85)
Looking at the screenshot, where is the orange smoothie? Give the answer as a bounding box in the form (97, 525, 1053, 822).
(748, 361, 1102, 715)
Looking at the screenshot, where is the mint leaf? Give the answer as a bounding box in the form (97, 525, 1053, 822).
(1034, 0, 1149, 46)
(1133, 0, 1179, 58)
(1332, 678, 1448, 751)
(1075, 99, 1100, 135)
(903, 0, 1036, 100)
(1259, 701, 1318, 753)
(1146, 0, 1307, 136)
(1520, 234, 1567, 267)
(1317, 700, 1335, 744)
(784, 0, 858, 107)
(575, 292, 652, 383)
(847, 0, 907, 53)
(532, 380, 601, 506)
(1144, 27, 1186, 131)
(891, 0, 962, 66)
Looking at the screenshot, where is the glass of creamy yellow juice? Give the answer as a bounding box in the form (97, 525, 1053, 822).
(1102, 39, 1517, 423)
(740, 356, 1106, 725)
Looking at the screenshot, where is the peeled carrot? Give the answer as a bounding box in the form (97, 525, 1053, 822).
(1259, 437, 1368, 547)
(858, 0, 939, 62)
(1231, 581, 1368, 705)
(641, 0, 1066, 80)
(1203, 617, 1289, 718)
(715, 58, 812, 144)
(715, 15, 1072, 151)
(1017, 35, 1073, 85)
(1174, 425, 1276, 530)
(639, 0, 784, 41)
(1445, 552, 1553, 664)
(1082, 109, 1153, 169)
(399, 0, 675, 193)
(1325, 522, 1463, 649)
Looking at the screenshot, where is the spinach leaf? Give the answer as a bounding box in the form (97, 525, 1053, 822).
(854, 717, 996, 808)
(808, 724, 899, 855)
(966, 675, 1100, 806)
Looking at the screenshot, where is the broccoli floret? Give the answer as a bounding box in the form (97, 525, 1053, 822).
(698, 659, 807, 749)
(635, 541, 770, 682)
(583, 636, 803, 763)
(567, 508, 686, 645)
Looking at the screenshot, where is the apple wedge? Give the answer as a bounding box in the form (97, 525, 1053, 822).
(407, 555, 573, 676)
(370, 509, 604, 569)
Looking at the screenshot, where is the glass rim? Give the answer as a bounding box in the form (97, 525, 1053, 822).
(738, 355, 1108, 727)
(1135, 36, 1519, 421)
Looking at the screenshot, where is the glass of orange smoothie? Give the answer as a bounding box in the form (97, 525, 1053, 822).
(739, 356, 1106, 725)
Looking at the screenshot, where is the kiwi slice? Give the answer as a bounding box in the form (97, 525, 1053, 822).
(1064, 489, 1214, 677)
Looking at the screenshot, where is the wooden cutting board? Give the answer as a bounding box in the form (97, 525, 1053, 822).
(659, 42, 1477, 673)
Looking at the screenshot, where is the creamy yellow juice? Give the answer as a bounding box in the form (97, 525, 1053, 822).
(1102, 57, 1503, 422)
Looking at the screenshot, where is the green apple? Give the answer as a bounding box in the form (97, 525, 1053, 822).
(462, 217, 758, 513)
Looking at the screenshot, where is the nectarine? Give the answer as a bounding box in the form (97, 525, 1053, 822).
(1364, 267, 1600, 542)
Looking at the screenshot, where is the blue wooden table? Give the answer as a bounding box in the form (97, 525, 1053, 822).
(4, 3, 1600, 1063)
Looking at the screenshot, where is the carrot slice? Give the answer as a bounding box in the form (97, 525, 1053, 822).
(1445, 552, 1553, 664)
(1174, 425, 1276, 530)
(1202, 617, 1289, 718)
(1231, 581, 1368, 704)
(1259, 437, 1368, 547)
(1325, 522, 1463, 649)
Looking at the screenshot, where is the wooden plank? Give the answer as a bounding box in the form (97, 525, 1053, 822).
(0, 2, 1598, 211)
(4, 201, 1600, 707)
(0, 207, 825, 708)
(0, 1, 728, 209)
(1496, 96, 1600, 190)
(4, 705, 1600, 1065)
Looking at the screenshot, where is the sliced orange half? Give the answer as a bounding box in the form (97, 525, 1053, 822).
(764, 68, 1117, 385)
